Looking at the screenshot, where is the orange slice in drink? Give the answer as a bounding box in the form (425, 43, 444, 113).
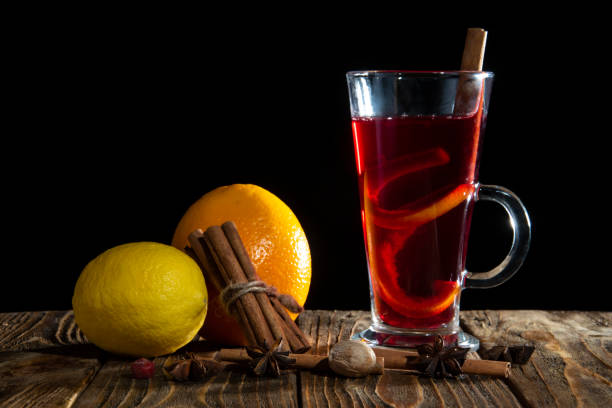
(369, 183, 475, 230)
(366, 148, 450, 199)
(362, 147, 474, 319)
(369, 235, 460, 319)
(374, 276, 460, 319)
(365, 183, 468, 318)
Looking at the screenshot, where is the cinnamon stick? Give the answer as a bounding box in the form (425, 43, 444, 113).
(214, 348, 383, 374)
(461, 359, 510, 378)
(460, 27, 487, 70)
(187, 230, 258, 347)
(187, 232, 223, 293)
(221, 221, 310, 353)
(270, 296, 312, 353)
(204, 226, 277, 349)
(187, 223, 312, 354)
(454, 27, 488, 115)
(221, 222, 292, 352)
(371, 347, 510, 378)
(214, 346, 506, 377)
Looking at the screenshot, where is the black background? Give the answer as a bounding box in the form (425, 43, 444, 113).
(3, 10, 609, 313)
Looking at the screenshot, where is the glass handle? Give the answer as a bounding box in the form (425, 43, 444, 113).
(464, 184, 531, 289)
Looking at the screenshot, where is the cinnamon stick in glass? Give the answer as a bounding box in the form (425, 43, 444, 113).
(455, 27, 488, 115)
(460, 27, 487, 70)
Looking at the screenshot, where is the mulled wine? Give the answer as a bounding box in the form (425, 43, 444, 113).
(352, 113, 481, 328)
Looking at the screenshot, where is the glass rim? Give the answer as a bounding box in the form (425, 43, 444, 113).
(346, 70, 494, 78)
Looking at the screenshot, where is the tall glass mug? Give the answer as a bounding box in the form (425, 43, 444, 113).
(347, 71, 531, 350)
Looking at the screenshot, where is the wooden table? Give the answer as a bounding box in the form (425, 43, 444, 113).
(1, 310, 610, 407)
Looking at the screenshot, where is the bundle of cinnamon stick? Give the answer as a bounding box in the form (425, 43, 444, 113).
(186, 221, 311, 353)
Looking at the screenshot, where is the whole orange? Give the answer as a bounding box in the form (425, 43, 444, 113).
(171, 184, 311, 346)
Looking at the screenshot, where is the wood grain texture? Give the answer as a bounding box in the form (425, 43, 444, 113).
(0, 311, 299, 407)
(71, 353, 299, 408)
(0, 311, 86, 352)
(461, 310, 612, 408)
(0, 347, 101, 408)
(1, 310, 610, 407)
(297, 310, 522, 407)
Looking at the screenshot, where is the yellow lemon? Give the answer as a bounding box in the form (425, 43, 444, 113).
(72, 242, 207, 357)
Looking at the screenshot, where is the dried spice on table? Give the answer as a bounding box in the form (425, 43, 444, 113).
(246, 338, 297, 376)
(480, 344, 535, 364)
(163, 352, 226, 381)
(408, 335, 470, 378)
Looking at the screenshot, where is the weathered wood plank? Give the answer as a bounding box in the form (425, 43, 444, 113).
(71, 348, 299, 407)
(2, 309, 609, 406)
(0, 311, 86, 352)
(297, 310, 522, 407)
(0, 311, 299, 407)
(0, 346, 101, 408)
(461, 310, 612, 408)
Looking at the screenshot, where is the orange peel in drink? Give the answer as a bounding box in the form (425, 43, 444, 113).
(375, 277, 460, 319)
(369, 183, 475, 230)
(362, 147, 475, 319)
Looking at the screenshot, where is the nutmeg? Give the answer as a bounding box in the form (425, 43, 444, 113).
(327, 340, 380, 377)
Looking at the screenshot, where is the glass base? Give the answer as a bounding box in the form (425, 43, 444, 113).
(351, 326, 479, 351)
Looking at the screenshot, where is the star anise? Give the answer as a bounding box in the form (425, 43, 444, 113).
(163, 352, 225, 381)
(411, 335, 470, 378)
(246, 338, 296, 376)
(480, 345, 535, 364)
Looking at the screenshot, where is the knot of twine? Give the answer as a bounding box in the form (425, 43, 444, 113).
(220, 280, 304, 315)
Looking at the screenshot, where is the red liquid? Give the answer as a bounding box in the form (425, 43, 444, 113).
(352, 113, 482, 328)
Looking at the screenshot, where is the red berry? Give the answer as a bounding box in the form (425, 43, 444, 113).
(131, 358, 155, 379)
